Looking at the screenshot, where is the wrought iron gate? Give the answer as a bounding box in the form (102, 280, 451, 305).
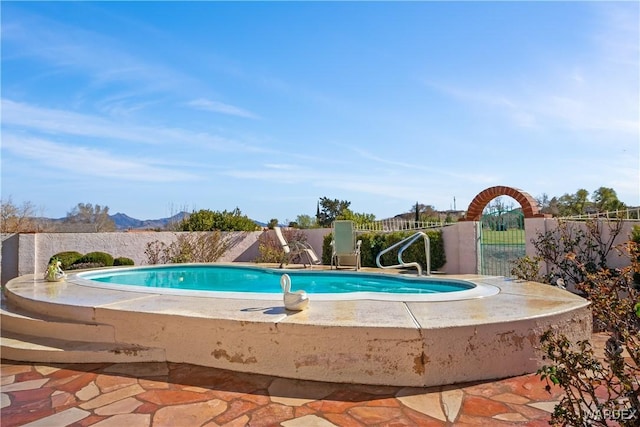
(479, 210, 525, 276)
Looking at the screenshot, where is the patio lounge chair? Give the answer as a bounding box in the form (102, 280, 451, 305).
(331, 220, 362, 270)
(274, 226, 321, 268)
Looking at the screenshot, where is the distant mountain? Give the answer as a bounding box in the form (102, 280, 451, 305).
(33, 212, 268, 231)
(110, 213, 142, 229)
(110, 212, 189, 230)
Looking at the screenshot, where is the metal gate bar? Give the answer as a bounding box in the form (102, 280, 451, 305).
(479, 211, 525, 277)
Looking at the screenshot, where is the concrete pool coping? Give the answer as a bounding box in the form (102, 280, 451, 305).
(2, 264, 592, 387)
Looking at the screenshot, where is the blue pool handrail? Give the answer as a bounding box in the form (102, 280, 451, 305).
(375, 231, 431, 276)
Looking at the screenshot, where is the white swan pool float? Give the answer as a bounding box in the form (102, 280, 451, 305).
(280, 274, 309, 311)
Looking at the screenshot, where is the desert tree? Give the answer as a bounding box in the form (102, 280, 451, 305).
(0, 197, 41, 233)
(65, 203, 116, 232)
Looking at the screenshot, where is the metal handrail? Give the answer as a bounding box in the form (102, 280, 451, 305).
(375, 231, 431, 276)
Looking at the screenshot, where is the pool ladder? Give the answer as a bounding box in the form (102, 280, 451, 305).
(375, 231, 431, 276)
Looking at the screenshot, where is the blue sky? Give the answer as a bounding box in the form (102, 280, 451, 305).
(2, 1, 638, 223)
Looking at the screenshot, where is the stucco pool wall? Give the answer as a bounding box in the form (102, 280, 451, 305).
(2, 265, 592, 387)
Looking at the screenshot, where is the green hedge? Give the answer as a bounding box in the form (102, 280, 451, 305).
(50, 251, 134, 271)
(113, 257, 135, 266)
(72, 251, 114, 268)
(49, 251, 83, 270)
(322, 230, 445, 271)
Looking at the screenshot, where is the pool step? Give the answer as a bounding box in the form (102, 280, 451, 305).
(0, 298, 116, 343)
(0, 296, 166, 365)
(0, 331, 166, 364)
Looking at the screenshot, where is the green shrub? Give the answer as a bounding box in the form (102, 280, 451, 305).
(145, 232, 229, 264)
(510, 255, 544, 282)
(49, 251, 83, 270)
(256, 229, 310, 264)
(538, 240, 639, 426)
(525, 220, 640, 425)
(113, 257, 134, 266)
(178, 208, 259, 231)
(322, 233, 333, 265)
(71, 251, 114, 269)
(68, 262, 105, 270)
(322, 230, 446, 271)
(256, 230, 284, 264)
(524, 218, 625, 288)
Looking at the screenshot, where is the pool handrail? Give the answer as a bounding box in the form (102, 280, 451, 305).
(376, 231, 431, 276)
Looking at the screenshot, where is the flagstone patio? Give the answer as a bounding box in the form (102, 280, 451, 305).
(3, 335, 603, 427)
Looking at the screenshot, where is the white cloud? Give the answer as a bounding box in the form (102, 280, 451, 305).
(186, 98, 260, 119)
(222, 160, 495, 205)
(2, 133, 200, 182)
(2, 99, 160, 144)
(1, 99, 266, 153)
(223, 167, 315, 185)
(350, 147, 498, 183)
(264, 163, 301, 170)
(2, 10, 196, 94)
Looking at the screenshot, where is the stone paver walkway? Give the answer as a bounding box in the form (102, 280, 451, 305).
(1, 358, 569, 427)
(4, 333, 628, 426)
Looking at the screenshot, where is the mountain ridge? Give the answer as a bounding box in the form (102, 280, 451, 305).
(110, 212, 189, 230)
(35, 211, 268, 231)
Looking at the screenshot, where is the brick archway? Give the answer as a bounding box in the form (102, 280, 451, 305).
(462, 186, 545, 221)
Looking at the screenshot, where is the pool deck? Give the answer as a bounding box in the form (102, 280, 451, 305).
(2, 264, 591, 389)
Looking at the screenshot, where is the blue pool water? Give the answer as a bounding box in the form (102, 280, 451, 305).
(78, 265, 474, 295)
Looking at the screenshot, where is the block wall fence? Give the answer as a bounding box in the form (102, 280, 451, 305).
(1, 219, 636, 286)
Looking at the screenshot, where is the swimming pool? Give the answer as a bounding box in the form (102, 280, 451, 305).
(75, 264, 499, 301)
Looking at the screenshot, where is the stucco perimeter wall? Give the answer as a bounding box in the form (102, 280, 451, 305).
(526, 218, 637, 275)
(2, 229, 335, 286)
(441, 221, 478, 274)
(9, 231, 265, 284)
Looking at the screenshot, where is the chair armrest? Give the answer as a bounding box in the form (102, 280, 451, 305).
(290, 240, 306, 250)
(291, 240, 316, 253)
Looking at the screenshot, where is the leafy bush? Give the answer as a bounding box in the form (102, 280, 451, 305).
(49, 251, 83, 270)
(538, 242, 639, 426)
(510, 255, 545, 282)
(68, 262, 105, 270)
(113, 257, 134, 266)
(523, 219, 624, 289)
(145, 232, 229, 264)
(178, 208, 259, 232)
(519, 220, 640, 426)
(145, 240, 168, 265)
(255, 228, 307, 264)
(256, 239, 283, 264)
(321, 230, 446, 271)
(71, 251, 114, 269)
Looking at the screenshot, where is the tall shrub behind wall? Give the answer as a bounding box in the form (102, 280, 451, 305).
(322, 230, 445, 271)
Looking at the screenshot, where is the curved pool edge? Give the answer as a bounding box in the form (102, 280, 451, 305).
(71, 264, 501, 302)
(2, 269, 592, 387)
